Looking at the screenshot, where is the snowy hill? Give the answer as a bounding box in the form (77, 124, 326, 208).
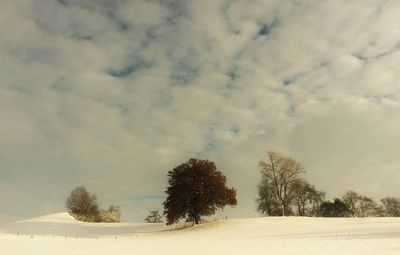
(1, 213, 400, 254)
(0, 212, 176, 237)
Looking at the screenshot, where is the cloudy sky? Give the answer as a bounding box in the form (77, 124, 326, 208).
(1, 0, 400, 223)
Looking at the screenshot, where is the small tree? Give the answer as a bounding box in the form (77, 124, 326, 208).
(163, 158, 237, 225)
(65, 186, 99, 222)
(258, 151, 305, 216)
(145, 210, 163, 223)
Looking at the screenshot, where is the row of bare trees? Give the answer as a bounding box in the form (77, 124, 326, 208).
(342, 191, 400, 217)
(257, 151, 400, 218)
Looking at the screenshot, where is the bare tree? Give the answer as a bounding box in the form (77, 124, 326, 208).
(342, 191, 361, 217)
(381, 197, 400, 217)
(65, 186, 99, 222)
(342, 191, 381, 217)
(309, 188, 325, 216)
(259, 151, 305, 216)
(358, 196, 381, 217)
(256, 178, 281, 216)
(290, 179, 326, 216)
(290, 179, 313, 216)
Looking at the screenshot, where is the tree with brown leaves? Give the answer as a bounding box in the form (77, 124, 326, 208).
(163, 158, 237, 225)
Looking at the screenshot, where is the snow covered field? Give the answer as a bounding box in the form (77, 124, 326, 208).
(1, 213, 400, 255)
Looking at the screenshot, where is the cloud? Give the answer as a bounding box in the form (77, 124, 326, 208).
(1, 0, 400, 222)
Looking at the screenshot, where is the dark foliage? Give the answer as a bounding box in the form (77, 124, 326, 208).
(145, 210, 163, 223)
(318, 198, 351, 217)
(163, 158, 237, 225)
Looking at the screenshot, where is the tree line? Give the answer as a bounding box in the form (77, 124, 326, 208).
(65, 151, 400, 225)
(66, 159, 236, 225)
(256, 151, 400, 218)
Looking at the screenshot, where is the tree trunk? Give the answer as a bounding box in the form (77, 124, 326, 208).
(194, 212, 201, 224)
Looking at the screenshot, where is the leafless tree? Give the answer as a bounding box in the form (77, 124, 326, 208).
(259, 151, 305, 216)
(358, 196, 381, 217)
(256, 178, 281, 216)
(65, 186, 99, 222)
(308, 188, 325, 216)
(343, 191, 381, 217)
(342, 191, 360, 217)
(290, 179, 325, 216)
(381, 197, 400, 217)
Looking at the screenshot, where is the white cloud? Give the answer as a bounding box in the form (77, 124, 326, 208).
(1, 0, 400, 222)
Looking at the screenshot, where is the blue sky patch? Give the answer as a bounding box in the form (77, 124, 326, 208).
(128, 194, 164, 201)
(106, 63, 150, 78)
(257, 20, 277, 37)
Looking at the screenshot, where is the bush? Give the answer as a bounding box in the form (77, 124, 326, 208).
(319, 198, 352, 217)
(144, 210, 163, 223)
(98, 210, 120, 222)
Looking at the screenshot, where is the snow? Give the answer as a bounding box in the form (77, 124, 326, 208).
(1, 213, 400, 254)
(0, 212, 179, 237)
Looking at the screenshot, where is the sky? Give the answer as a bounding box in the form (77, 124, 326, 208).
(1, 0, 400, 223)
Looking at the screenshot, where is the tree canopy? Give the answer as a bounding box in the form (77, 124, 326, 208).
(163, 158, 237, 225)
